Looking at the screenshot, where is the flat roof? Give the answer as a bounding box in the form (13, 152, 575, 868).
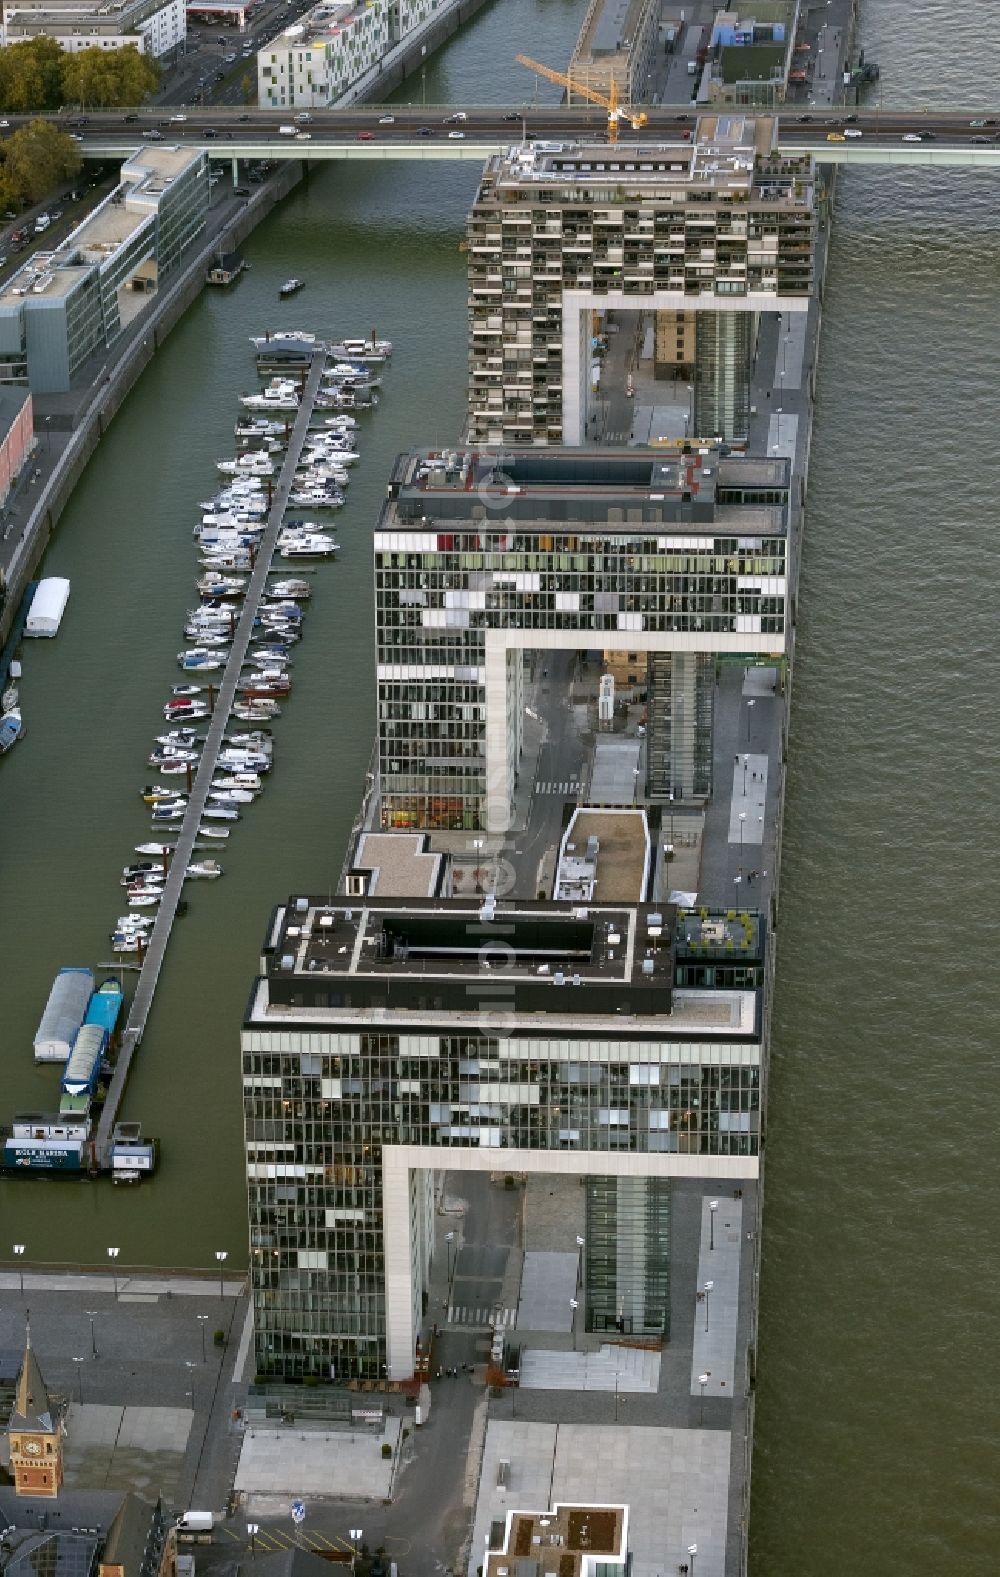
(484, 118, 813, 203)
(0, 146, 201, 308)
(575, 0, 653, 60)
(270, 898, 673, 989)
(351, 833, 444, 898)
(558, 810, 650, 904)
(383, 448, 789, 537)
(488, 1503, 628, 1577)
(264, 0, 366, 51)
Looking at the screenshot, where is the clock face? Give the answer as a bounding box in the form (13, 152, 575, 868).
(23, 1439, 42, 1455)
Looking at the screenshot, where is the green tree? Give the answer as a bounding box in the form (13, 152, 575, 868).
(60, 44, 159, 109)
(0, 119, 82, 205)
(0, 38, 65, 112)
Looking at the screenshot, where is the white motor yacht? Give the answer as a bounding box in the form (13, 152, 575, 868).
(186, 860, 223, 879)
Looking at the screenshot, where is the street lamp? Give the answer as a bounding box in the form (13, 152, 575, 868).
(698, 1371, 709, 1426)
(13, 1245, 25, 1295)
(569, 1297, 579, 1350)
(746, 696, 755, 746)
(215, 1250, 228, 1299)
(107, 1246, 120, 1298)
(197, 1313, 209, 1363)
(72, 1356, 85, 1405)
(445, 1230, 456, 1295)
(349, 1531, 363, 1551)
(85, 1310, 98, 1359)
(702, 1281, 714, 1333)
(709, 1199, 719, 1251)
(687, 1545, 697, 1576)
(247, 1524, 259, 1558)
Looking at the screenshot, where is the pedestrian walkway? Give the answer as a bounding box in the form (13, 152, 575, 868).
(0, 1270, 244, 1297)
(727, 755, 768, 844)
(690, 1196, 742, 1399)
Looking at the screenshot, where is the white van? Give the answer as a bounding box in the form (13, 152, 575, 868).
(33, 213, 51, 233)
(279, 125, 296, 136)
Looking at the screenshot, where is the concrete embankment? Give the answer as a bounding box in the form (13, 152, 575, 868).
(0, 160, 303, 646)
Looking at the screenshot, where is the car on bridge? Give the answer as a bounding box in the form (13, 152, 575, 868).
(357, 131, 374, 141)
(826, 132, 845, 142)
(844, 129, 863, 139)
(379, 114, 395, 124)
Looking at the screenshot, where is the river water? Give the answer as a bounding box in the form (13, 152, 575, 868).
(2, 0, 999, 1568)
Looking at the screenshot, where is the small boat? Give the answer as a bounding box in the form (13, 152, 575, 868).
(279, 278, 305, 297)
(127, 893, 161, 908)
(201, 805, 240, 821)
(163, 703, 210, 721)
(214, 771, 262, 791)
(197, 574, 246, 598)
(279, 536, 339, 559)
(136, 841, 176, 856)
(142, 784, 186, 805)
(268, 578, 312, 599)
(240, 390, 298, 412)
(0, 705, 22, 755)
(172, 684, 206, 698)
(178, 654, 226, 672)
(123, 861, 163, 879)
(198, 552, 254, 572)
(151, 804, 187, 822)
(209, 787, 256, 805)
(233, 702, 281, 721)
(250, 329, 319, 350)
(198, 825, 230, 840)
(186, 860, 223, 879)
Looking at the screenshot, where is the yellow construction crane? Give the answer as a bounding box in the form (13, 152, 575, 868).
(515, 54, 648, 144)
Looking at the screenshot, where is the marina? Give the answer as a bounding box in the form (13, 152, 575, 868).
(3, 328, 392, 1180)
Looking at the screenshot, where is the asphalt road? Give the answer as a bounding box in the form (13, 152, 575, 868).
(7, 106, 1000, 151)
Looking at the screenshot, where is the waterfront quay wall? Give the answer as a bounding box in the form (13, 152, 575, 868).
(0, 160, 303, 648)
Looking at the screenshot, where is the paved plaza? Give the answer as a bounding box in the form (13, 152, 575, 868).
(468, 1422, 731, 1577)
(61, 1403, 193, 1499)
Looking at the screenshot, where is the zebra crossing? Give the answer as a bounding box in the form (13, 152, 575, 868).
(534, 779, 581, 797)
(447, 1304, 518, 1329)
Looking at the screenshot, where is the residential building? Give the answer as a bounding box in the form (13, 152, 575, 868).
(0, 385, 33, 506)
(242, 848, 766, 1379)
(0, 145, 208, 393)
(567, 0, 659, 107)
(465, 115, 815, 446)
(653, 308, 696, 379)
(2, 0, 186, 56)
(375, 445, 789, 831)
(257, 0, 392, 109)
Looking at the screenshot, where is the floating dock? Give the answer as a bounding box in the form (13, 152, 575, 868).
(91, 351, 328, 1170)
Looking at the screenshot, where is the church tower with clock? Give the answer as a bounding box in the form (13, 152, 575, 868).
(6, 1322, 64, 1498)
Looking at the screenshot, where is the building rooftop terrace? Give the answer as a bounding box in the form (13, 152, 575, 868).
(382, 447, 789, 536)
(487, 1503, 628, 1577)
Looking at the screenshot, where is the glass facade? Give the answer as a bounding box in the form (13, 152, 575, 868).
(694, 310, 753, 443)
(585, 1175, 671, 1338)
(243, 1022, 760, 1379)
(376, 512, 785, 829)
